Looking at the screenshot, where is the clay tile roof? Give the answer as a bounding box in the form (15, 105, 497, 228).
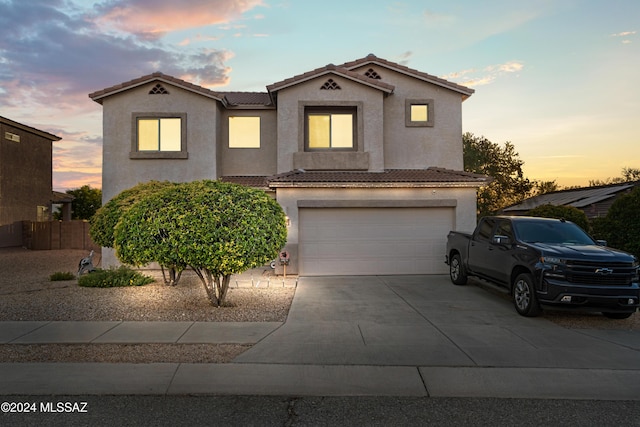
(267, 168, 490, 187)
(338, 53, 474, 98)
(220, 92, 273, 106)
(266, 63, 395, 94)
(220, 176, 271, 189)
(88, 72, 227, 104)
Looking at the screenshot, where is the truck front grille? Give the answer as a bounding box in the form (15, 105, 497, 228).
(565, 262, 636, 286)
(566, 273, 633, 286)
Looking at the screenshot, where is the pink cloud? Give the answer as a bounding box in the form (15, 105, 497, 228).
(96, 0, 264, 38)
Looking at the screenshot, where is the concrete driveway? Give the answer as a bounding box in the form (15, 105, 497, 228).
(230, 275, 640, 399)
(236, 275, 640, 368)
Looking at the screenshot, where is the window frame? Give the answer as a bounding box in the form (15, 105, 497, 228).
(130, 112, 188, 159)
(304, 106, 357, 152)
(405, 99, 434, 127)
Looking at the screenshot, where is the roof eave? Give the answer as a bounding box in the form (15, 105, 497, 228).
(0, 116, 62, 141)
(342, 56, 474, 98)
(267, 69, 395, 95)
(269, 181, 487, 189)
(89, 75, 227, 106)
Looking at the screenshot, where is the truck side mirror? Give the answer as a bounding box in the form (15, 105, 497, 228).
(596, 240, 607, 247)
(493, 235, 512, 245)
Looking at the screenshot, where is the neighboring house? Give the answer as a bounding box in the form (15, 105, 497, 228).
(502, 181, 640, 219)
(89, 54, 488, 275)
(0, 116, 62, 247)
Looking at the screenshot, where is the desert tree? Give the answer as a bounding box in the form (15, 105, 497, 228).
(463, 132, 534, 217)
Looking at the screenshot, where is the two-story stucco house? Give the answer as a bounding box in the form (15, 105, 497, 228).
(89, 54, 488, 275)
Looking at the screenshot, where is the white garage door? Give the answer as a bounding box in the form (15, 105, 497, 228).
(299, 207, 454, 276)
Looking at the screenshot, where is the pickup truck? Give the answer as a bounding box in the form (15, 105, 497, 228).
(445, 216, 639, 318)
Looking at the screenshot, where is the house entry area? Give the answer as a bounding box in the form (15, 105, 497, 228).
(298, 207, 454, 276)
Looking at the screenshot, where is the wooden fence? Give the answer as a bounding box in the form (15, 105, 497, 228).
(19, 220, 99, 250)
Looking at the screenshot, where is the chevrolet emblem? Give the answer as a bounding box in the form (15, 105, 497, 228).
(594, 268, 613, 275)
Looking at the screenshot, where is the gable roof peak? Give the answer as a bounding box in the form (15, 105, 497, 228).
(88, 71, 227, 105)
(339, 54, 474, 99)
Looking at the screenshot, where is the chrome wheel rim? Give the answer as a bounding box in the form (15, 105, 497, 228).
(450, 258, 460, 280)
(514, 279, 530, 310)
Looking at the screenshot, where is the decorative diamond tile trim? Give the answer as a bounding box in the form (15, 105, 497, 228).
(320, 78, 341, 90)
(149, 83, 169, 94)
(364, 68, 381, 79)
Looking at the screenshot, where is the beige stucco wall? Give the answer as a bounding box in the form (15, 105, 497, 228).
(274, 185, 478, 274)
(274, 75, 386, 173)
(100, 83, 223, 268)
(219, 109, 277, 176)
(101, 82, 220, 202)
(350, 64, 465, 170)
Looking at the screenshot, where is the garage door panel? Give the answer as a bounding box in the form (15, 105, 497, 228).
(299, 207, 453, 275)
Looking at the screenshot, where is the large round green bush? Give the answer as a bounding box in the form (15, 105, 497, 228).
(90, 181, 177, 248)
(113, 180, 288, 306)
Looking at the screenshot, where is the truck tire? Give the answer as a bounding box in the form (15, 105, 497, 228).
(513, 273, 541, 317)
(602, 312, 633, 319)
(449, 253, 468, 285)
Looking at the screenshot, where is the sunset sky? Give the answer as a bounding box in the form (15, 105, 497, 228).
(1, 0, 638, 191)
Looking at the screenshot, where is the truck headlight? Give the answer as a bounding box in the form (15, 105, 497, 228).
(541, 256, 564, 265)
(540, 256, 566, 278)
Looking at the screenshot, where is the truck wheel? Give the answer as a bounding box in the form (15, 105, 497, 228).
(513, 273, 541, 317)
(602, 312, 633, 319)
(449, 254, 468, 285)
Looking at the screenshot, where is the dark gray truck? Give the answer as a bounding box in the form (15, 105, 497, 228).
(445, 216, 639, 318)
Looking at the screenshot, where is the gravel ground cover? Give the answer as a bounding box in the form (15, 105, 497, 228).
(0, 247, 637, 364)
(0, 247, 294, 363)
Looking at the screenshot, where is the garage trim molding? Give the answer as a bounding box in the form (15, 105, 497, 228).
(297, 199, 457, 208)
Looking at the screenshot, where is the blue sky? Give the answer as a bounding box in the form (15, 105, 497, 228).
(1, 0, 638, 191)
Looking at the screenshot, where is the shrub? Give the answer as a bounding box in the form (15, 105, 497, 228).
(49, 271, 75, 281)
(591, 187, 640, 258)
(78, 266, 155, 288)
(526, 204, 590, 232)
(114, 180, 287, 306)
(90, 181, 177, 248)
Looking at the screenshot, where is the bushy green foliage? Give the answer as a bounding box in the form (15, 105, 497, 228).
(90, 181, 176, 248)
(526, 204, 590, 232)
(590, 187, 640, 258)
(77, 266, 154, 288)
(54, 185, 102, 220)
(49, 271, 75, 281)
(463, 133, 534, 217)
(114, 180, 288, 306)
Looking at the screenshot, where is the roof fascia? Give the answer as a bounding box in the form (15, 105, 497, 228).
(90, 76, 227, 106)
(0, 116, 61, 141)
(346, 59, 475, 99)
(267, 69, 394, 95)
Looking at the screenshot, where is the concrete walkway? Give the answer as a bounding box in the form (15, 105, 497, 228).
(2, 275, 640, 399)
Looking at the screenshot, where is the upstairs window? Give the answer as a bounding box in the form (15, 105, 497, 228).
(405, 99, 434, 127)
(229, 116, 261, 148)
(138, 118, 181, 151)
(131, 113, 187, 159)
(306, 108, 355, 150)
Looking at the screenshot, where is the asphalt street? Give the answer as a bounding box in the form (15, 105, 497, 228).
(2, 396, 640, 426)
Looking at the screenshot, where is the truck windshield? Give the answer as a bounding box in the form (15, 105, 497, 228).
(513, 220, 595, 245)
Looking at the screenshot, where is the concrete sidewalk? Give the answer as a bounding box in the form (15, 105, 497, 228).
(1, 275, 640, 399)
